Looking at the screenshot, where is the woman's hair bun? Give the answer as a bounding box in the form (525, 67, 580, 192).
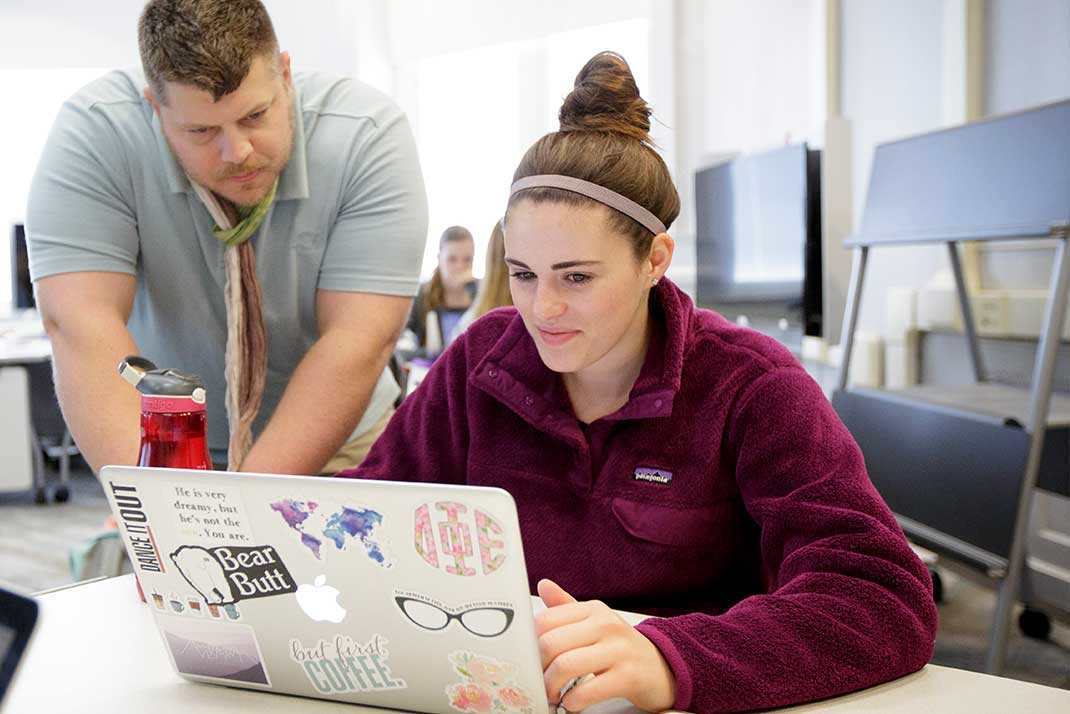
(558, 51, 651, 144)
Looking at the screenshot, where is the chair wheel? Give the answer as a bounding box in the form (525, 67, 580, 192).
(53, 486, 70, 503)
(929, 568, 944, 604)
(1018, 608, 1051, 640)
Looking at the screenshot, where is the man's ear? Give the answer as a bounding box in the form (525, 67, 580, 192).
(278, 51, 292, 87)
(143, 86, 161, 115)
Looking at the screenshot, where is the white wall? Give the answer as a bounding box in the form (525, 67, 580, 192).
(980, 0, 1070, 293)
(985, 0, 1070, 116)
(384, 0, 652, 62)
(675, 0, 826, 297)
(840, 0, 948, 335)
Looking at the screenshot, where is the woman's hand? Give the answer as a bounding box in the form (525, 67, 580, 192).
(535, 579, 676, 712)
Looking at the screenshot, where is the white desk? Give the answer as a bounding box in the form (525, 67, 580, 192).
(7, 575, 1070, 714)
(0, 313, 62, 501)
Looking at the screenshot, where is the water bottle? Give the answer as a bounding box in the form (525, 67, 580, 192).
(119, 356, 213, 470)
(118, 356, 212, 604)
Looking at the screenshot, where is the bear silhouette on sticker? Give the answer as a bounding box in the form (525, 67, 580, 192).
(171, 544, 297, 605)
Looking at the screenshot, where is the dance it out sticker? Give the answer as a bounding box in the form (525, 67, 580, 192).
(290, 634, 407, 695)
(170, 544, 297, 605)
(414, 501, 505, 577)
(394, 590, 515, 638)
(446, 651, 534, 714)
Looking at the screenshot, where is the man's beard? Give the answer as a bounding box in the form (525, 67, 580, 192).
(170, 106, 295, 209)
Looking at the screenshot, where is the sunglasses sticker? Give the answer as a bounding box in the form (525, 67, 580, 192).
(270, 498, 393, 569)
(414, 501, 506, 577)
(446, 651, 534, 714)
(170, 544, 297, 605)
(290, 634, 407, 695)
(394, 590, 515, 638)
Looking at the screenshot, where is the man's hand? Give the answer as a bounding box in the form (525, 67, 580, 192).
(535, 579, 676, 713)
(238, 290, 410, 474)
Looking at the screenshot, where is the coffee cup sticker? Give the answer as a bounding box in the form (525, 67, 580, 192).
(169, 593, 185, 613)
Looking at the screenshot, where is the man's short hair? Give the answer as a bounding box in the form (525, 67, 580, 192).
(138, 0, 279, 104)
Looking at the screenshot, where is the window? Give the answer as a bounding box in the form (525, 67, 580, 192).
(0, 68, 108, 304)
(412, 19, 650, 280)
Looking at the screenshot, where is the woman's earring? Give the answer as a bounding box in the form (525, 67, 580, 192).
(651, 278, 660, 286)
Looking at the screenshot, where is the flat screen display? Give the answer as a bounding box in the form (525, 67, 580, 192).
(695, 143, 812, 304)
(11, 223, 34, 309)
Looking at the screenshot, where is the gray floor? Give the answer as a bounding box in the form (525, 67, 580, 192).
(1, 466, 1067, 690)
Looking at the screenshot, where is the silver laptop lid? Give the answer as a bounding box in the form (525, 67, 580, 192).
(100, 465, 550, 714)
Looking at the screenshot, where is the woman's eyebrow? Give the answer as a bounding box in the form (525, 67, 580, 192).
(504, 258, 602, 270)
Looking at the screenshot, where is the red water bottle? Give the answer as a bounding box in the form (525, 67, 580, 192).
(119, 356, 213, 470)
(119, 356, 213, 603)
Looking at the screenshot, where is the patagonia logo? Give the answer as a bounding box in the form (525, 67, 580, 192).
(634, 467, 673, 485)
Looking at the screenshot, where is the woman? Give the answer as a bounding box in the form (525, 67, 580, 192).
(456, 218, 512, 334)
(342, 52, 935, 713)
(405, 225, 478, 356)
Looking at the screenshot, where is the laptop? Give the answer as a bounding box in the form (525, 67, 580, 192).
(0, 585, 38, 706)
(100, 465, 550, 714)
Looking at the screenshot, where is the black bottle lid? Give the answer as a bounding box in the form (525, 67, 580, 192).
(118, 355, 207, 403)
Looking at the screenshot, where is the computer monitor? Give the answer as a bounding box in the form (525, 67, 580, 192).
(695, 143, 823, 338)
(10, 223, 34, 309)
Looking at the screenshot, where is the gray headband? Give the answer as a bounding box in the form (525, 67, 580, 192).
(509, 175, 667, 235)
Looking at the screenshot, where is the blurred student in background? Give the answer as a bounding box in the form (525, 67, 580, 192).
(403, 226, 478, 357)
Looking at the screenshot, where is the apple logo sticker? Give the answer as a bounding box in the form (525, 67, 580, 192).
(296, 575, 347, 623)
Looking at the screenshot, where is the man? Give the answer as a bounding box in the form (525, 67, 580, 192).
(26, 0, 427, 475)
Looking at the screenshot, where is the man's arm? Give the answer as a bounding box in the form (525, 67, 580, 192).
(35, 271, 141, 476)
(238, 289, 411, 475)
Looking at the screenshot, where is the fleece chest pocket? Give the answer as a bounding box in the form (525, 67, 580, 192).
(610, 497, 728, 548)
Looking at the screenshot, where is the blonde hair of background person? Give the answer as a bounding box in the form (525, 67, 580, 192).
(457, 219, 512, 333)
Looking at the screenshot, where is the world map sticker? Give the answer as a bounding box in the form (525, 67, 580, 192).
(270, 498, 393, 568)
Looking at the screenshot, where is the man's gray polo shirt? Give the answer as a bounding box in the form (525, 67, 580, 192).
(27, 68, 428, 464)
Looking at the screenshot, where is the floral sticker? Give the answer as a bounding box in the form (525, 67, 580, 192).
(414, 502, 506, 577)
(446, 651, 534, 714)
